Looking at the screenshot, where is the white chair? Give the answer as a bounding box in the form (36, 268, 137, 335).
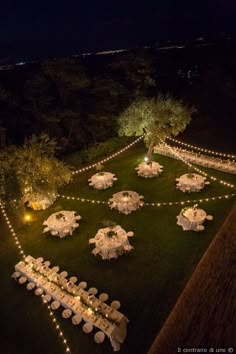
(78, 281, 87, 289)
(206, 215, 213, 220)
(124, 244, 133, 252)
(51, 300, 60, 310)
(35, 287, 44, 296)
(94, 331, 105, 344)
(88, 287, 98, 295)
(18, 276, 27, 284)
(11, 271, 21, 279)
(72, 314, 82, 325)
(43, 294, 51, 303)
(26, 282, 35, 291)
(99, 293, 109, 302)
(69, 276, 78, 283)
(44, 261, 51, 267)
(62, 309, 72, 319)
(43, 227, 50, 233)
(83, 323, 93, 334)
(92, 248, 100, 256)
(196, 224, 205, 231)
(52, 266, 60, 272)
(108, 252, 118, 260)
(63, 228, 70, 234)
(60, 271, 68, 278)
(110, 300, 121, 310)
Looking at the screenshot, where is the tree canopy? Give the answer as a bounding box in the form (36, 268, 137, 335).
(0, 133, 71, 207)
(118, 95, 194, 153)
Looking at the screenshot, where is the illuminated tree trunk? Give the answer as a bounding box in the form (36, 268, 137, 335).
(147, 143, 154, 160)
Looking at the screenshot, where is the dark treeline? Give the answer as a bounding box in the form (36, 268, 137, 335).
(0, 40, 236, 153)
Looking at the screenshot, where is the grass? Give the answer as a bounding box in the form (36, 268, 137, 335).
(0, 141, 235, 354)
(148, 205, 236, 354)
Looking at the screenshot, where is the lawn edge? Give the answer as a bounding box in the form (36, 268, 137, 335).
(148, 202, 236, 354)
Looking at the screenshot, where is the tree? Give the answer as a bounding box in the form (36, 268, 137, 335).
(109, 49, 156, 97)
(118, 95, 194, 157)
(0, 133, 72, 207)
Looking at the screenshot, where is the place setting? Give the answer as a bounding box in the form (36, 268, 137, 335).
(89, 225, 134, 260)
(88, 172, 117, 189)
(177, 204, 213, 231)
(43, 210, 82, 238)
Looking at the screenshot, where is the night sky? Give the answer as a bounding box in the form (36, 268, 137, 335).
(0, 0, 236, 62)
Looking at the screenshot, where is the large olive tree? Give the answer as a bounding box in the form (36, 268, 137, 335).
(0, 133, 71, 207)
(118, 95, 194, 157)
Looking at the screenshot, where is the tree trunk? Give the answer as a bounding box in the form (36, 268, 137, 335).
(147, 144, 154, 160)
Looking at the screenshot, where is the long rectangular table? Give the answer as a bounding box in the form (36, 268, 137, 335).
(15, 255, 128, 351)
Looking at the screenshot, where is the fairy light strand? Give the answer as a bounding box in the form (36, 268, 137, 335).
(167, 137, 236, 160)
(0, 202, 72, 354)
(161, 141, 235, 189)
(144, 193, 236, 206)
(0, 202, 26, 258)
(72, 136, 143, 175)
(48, 192, 108, 204)
(155, 144, 236, 175)
(51, 192, 235, 208)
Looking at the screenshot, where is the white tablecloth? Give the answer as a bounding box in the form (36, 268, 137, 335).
(91, 226, 132, 260)
(176, 173, 206, 192)
(88, 172, 116, 189)
(177, 207, 207, 231)
(135, 161, 163, 178)
(43, 211, 81, 238)
(109, 191, 144, 214)
(15, 256, 128, 352)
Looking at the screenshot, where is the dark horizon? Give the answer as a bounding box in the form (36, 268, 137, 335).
(1, 1, 236, 64)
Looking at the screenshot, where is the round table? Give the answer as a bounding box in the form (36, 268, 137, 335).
(43, 211, 81, 238)
(90, 226, 132, 260)
(108, 191, 144, 214)
(176, 173, 206, 193)
(177, 207, 207, 231)
(88, 172, 116, 189)
(135, 161, 163, 178)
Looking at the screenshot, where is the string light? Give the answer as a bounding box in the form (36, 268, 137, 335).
(161, 141, 236, 189)
(42, 298, 71, 354)
(48, 192, 108, 204)
(50, 191, 235, 208)
(0, 202, 72, 354)
(144, 193, 236, 206)
(167, 137, 236, 160)
(72, 136, 143, 175)
(155, 144, 236, 175)
(0, 203, 26, 258)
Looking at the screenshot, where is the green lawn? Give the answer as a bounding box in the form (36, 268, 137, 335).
(0, 142, 235, 354)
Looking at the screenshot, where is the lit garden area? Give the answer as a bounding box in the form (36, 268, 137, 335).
(0, 139, 235, 354)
